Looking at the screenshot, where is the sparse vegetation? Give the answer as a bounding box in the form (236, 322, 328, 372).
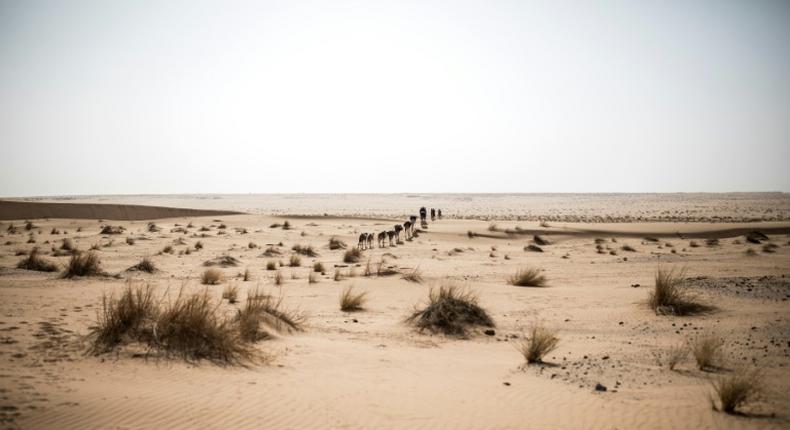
(328, 237, 347, 250)
(621, 244, 637, 252)
(519, 324, 560, 364)
(242, 268, 252, 282)
(266, 261, 277, 270)
(161, 245, 174, 254)
(648, 267, 709, 315)
(339, 286, 368, 312)
(222, 284, 239, 303)
(308, 272, 319, 284)
(343, 248, 362, 263)
(128, 257, 157, 273)
(201, 268, 223, 285)
(60, 238, 75, 251)
(195, 241, 204, 250)
(313, 262, 325, 273)
(236, 290, 304, 342)
(100, 225, 125, 235)
(405, 285, 494, 336)
(712, 368, 764, 414)
(126, 237, 135, 245)
(274, 270, 283, 285)
(402, 267, 423, 283)
(292, 244, 318, 257)
(689, 333, 724, 371)
(62, 251, 104, 278)
(533, 235, 550, 246)
(665, 343, 688, 370)
(89, 283, 157, 353)
(288, 254, 301, 267)
(334, 269, 343, 281)
(17, 248, 58, 272)
(203, 255, 240, 267)
(508, 267, 547, 287)
(524, 244, 543, 252)
(282, 220, 291, 230)
(762, 243, 778, 253)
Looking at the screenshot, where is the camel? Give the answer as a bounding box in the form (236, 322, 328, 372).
(377, 231, 387, 248)
(437, 209, 442, 219)
(367, 233, 374, 249)
(419, 207, 427, 223)
(430, 208, 435, 221)
(394, 224, 403, 243)
(404, 221, 412, 240)
(358, 233, 368, 250)
(387, 230, 395, 247)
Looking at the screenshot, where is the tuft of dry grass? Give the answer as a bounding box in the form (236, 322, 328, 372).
(745, 248, 758, 256)
(266, 261, 277, 270)
(201, 268, 223, 285)
(60, 238, 75, 251)
(126, 237, 135, 245)
(762, 243, 779, 253)
(363, 259, 372, 277)
(648, 267, 710, 316)
(236, 290, 304, 341)
(402, 267, 423, 283)
(621, 244, 637, 252)
(89, 283, 157, 353)
(343, 248, 362, 263)
(203, 255, 240, 267)
(274, 270, 283, 285)
(328, 237, 347, 250)
(712, 368, 764, 414)
(666, 343, 689, 370)
(153, 290, 251, 364)
(291, 244, 318, 257)
(62, 251, 104, 278)
(288, 254, 301, 267)
(194, 241, 204, 250)
(128, 257, 157, 273)
(405, 285, 494, 336)
(242, 268, 252, 282)
(222, 284, 239, 303)
(339, 286, 368, 312)
(518, 324, 560, 364)
(508, 267, 547, 287)
(689, 333, 724, 371)
(17, 248, 58, 272)
(282, 220, 291, 230)
(313, 262, 325, 273)
(334, 269, 343, 281)
(308, 272, 319, 284)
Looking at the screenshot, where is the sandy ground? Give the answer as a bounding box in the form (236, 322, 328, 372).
(0, 205, 789, 429)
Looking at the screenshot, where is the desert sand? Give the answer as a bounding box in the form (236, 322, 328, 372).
(1, 196, 789, 429)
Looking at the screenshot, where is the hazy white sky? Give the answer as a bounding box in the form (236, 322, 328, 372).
(1, 0, 789, 196)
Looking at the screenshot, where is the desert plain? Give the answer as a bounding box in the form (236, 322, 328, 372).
(0, 193, 789, 429)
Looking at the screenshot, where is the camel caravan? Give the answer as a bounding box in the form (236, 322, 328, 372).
(357, 207, 442, 250)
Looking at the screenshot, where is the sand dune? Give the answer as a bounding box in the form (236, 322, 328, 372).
(0, 200, 242, 221)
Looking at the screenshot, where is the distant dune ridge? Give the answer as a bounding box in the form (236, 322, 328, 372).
(0, 200, 242, 221)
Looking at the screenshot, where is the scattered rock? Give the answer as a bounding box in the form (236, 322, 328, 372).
(594, 383, 607, 392)
(484, 329, 496, 336)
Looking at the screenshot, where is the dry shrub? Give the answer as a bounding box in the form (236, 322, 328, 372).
(282, 220, 292, 230)
(128, 257, 157, 273)
(344, 248, 362, 263)
(666, 343, 688, 370)
(153, 290, 250, 364)
(201, 268, 223, 285)
(291, 244, 318, 257)
(402, 267, 423, 283)
(524, 244, 543, 252)
(289, 254, 301, 267)
(745, 248, 758, 256)
(508, 267, 547, 287)
(261, 246, 281, 257)
(689, 333, 724, 371)
(243, 268, 251, 282)
(248, 242, 257, 249)
(689, 240, 700, 248)
(266, 261, 277, 270)
(621, 244, 637, 252)
(313, 262, 325, 273)
(334, 269, 343, 281)
(533, 235, 551, 246)
(519, 324, 560, 363)
(712, 368, 764, 414)
(405, 285, 494, 336)
(363, 259, 372, 277)
(126, 237, 135, 245)
(236, 290, 304, 341)
(339, 286, 368, 312)
(195, 241, 204, 250)
(62, 251, 104, 278)
(203, 255, 240, 267)
(222, 284, 239, 303)
(308, 272, 319, 284)
(648, 268, 710, 316)
(90, 283, 157, 353)
(60, 238, 75, 251)
(274, 270, 283, 285)
(328, 237, 347, 250)
(100, 225, 125, 235)
(762, 243, 779, 253)
(17, 248, 58, 272)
